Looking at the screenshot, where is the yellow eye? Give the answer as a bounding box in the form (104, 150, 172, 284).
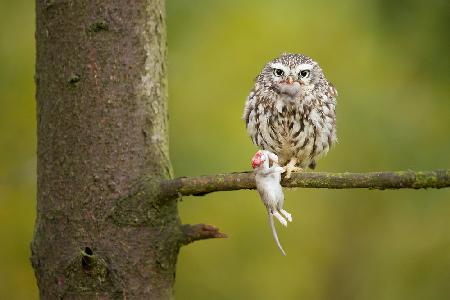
(300, 70, 310, 78)
(273, 69, 284, 77)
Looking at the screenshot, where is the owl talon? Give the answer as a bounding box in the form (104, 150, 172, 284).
(284, 166, 303, 178)
(283, 157, 303, 178)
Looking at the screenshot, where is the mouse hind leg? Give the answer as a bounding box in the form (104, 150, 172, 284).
(272, 211, 288, 227)
(279, 209, 292, 222)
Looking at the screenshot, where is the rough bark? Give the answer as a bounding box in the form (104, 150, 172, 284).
(32, 0, 188, 298)
(160, 170, 450, 197)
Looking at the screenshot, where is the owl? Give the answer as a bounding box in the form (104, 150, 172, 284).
(243, 53, 337, 178)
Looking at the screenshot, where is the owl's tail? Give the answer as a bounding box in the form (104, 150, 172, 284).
(268, 212, 286, 256)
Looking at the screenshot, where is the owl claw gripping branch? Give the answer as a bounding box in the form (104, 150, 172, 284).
(252, 150, 292, 256)
(243, 53, 337, 179)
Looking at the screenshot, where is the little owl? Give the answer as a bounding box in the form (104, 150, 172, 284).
(243, 53, 337, 178)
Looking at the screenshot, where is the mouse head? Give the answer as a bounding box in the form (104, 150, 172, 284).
(251, 150, 267, 169)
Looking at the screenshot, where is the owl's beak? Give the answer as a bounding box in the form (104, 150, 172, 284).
(286, 76, 294, 84)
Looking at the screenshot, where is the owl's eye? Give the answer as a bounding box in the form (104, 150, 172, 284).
(273, 69, 284, 77)
(299, 70, 310, 78)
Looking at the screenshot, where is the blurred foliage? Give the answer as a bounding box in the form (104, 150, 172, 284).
(0, 0, 37, 299)
(0, 0, 449, 299)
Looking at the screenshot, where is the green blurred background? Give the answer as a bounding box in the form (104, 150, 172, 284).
(1, 0, 449, 299)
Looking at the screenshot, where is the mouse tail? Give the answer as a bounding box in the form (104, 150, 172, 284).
(268, 212, 286, 256)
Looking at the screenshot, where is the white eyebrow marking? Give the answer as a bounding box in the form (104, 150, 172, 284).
(294, 63, 313, 74)
(270, 63, 289, 74)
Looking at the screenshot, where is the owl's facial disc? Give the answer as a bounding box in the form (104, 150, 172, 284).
(270, 62, 302, 97)
(277, 81, 301, 97)
(294, 63, 314, 85)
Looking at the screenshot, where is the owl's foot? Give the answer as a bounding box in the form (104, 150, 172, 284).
(283, 158, 303, 178)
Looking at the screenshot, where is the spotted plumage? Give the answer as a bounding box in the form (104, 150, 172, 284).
(243, 53, 337, 177)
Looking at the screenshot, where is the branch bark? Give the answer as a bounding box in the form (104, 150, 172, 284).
(161, 169, 450, 197)
(180, 224, 227, 246)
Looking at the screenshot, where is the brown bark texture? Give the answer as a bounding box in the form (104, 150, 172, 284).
(160, 169, 450, 197)
(32, 0, 189, 298)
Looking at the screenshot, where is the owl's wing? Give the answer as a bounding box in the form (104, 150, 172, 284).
(243, 89, 256, 127)
(327, 82, 338, 98)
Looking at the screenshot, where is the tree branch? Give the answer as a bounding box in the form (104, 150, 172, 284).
(180, 224, 227, 246)
(161, 170, 450, 197)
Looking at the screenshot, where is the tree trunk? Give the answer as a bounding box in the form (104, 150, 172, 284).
(32, 0, 180, 298)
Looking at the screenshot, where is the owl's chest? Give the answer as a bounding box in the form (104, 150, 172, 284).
(266, 101, 335, 160)
(271, 110, 311, 147)
(268, 103, 315, 141)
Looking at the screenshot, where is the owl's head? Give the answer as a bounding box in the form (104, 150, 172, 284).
(258, 53, 323, 98)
